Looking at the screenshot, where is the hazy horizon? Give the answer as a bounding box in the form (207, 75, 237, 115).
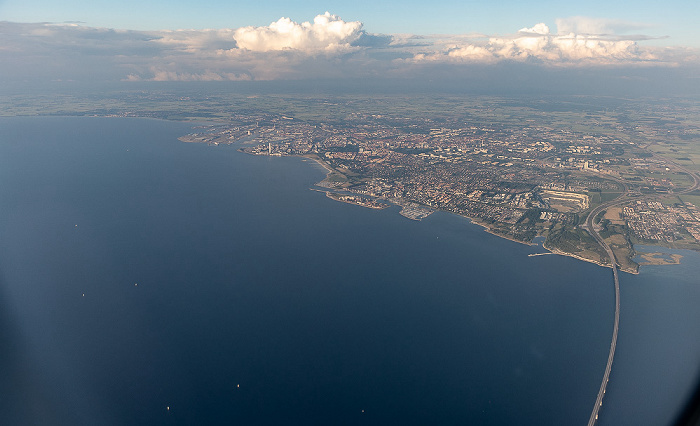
(1, 6, 699, 96)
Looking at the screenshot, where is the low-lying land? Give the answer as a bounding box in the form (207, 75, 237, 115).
(4, 88, 700, 272)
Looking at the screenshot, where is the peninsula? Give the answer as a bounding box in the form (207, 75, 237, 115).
(175, 94, 700, 274)
(3, 89, 698, 272)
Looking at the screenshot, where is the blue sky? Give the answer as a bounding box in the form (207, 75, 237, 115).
(1, 0, 697, 46)
(1, 2, 699, 88)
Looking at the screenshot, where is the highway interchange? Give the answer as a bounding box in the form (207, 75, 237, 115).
(584, 156, 699, 425)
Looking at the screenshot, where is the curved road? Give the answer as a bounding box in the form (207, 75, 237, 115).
(584, 193, 625, 426)
(585, 160, 699, 425)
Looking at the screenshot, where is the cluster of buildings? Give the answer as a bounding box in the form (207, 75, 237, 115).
(236, 115, 603, 241)
(623, 201, 700, 243)
(186, 106, 698, 253)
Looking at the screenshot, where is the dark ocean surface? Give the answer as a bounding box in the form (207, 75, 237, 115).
(0, 117, 698, 425)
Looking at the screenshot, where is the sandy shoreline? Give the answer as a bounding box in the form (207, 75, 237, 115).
(303, 154, 335, 175)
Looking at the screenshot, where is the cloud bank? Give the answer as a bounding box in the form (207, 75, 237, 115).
(414, 22, 657, 64)
(0, 13, 697, 85)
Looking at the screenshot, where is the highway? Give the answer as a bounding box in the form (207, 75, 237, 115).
(584, 158, 699, 425)
(584, 193, 624, 426)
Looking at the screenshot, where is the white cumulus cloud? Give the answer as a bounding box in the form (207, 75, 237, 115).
(518, 23, 551, 35)
(233, 12, 363, 52)
(414, 21, 658, 65)
(1, 16, 695, 85)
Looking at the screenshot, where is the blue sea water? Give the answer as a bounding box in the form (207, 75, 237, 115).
(0, 117, 698, 425)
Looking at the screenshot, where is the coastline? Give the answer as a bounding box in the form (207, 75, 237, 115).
(246, 149, 644, 275)
(5, 116, 697, 426)
(303, 153, 335, 175)
(543, 241, 640, 275)
(474, 220, 536, 247)
(324, 191, 389, 210)
(469, 213, 639, 273)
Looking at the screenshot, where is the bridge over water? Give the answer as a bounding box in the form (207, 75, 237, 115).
(584, 158, 699, 425)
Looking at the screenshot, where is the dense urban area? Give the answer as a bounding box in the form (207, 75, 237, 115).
(176, 95, 700, 273)
(4, 88, 700, 273)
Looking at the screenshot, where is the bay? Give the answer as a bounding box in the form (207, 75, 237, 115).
(0, 117, 697, 425)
